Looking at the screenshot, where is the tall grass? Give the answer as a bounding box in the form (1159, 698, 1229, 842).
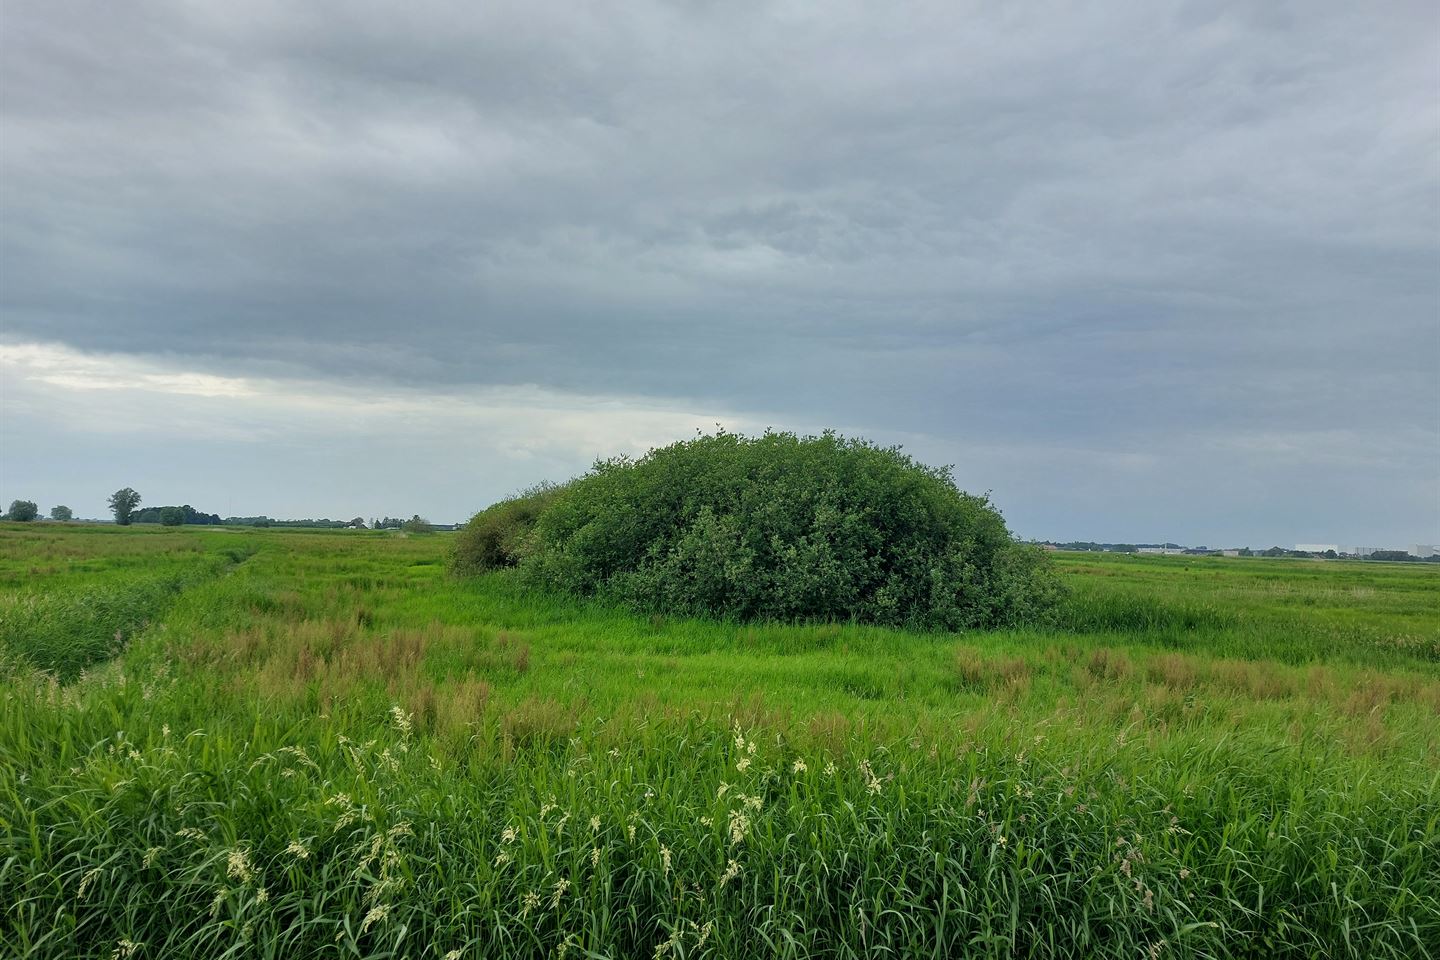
(0, 552, 241, 679)
(3, 681, 1435, 959)
(1053, 557, 1440, 667)
(0, 526, 1436, 958)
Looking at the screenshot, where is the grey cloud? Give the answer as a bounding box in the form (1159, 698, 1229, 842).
(2, 0, 1436, 542)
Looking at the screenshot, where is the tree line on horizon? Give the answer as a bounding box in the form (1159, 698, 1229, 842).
(1041, 540, 1437, 563)
(2, 489, 433, 532)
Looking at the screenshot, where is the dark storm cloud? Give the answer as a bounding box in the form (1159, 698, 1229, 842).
(2, 0, 1437, 542)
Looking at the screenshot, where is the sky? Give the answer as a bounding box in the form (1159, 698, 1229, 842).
(2, 0, 1437, 546)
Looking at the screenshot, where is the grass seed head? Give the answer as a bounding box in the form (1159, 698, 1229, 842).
(76, 867, 102, 901)
(226, 847, 255, 884)
(718, 858, 741, 888)
(361, 904, 389, 933)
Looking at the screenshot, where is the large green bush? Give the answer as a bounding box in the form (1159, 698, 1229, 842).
(490, 431, 1062, 629)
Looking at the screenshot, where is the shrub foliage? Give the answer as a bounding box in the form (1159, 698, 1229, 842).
(453, 482, 567, 574)
(463, 431, 1062, 629)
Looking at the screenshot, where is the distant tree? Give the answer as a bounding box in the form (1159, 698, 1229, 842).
(108, 488, 142, 525)
(219, 515, 355, 529)
(159, 506, 185, 526)
(1111, 544, 1138, 553)
(1238, 548, 1253, 557)
(1261, 547, 1287, 558)
(1369, 550, 1413, 562)
(50, 505, 73, 521)
(349, 517, 367, 529)
(134, 504, 220, 525)
(179, 504, 220, 525)
(5, 500, 38, 522)
(403, 514, 433, 533)
(1322, 549, 1337, 559)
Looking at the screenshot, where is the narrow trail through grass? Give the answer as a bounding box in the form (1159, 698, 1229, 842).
(0, 540, 256, 679)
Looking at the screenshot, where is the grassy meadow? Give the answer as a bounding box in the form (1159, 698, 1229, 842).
(1, 523, 1437, 958)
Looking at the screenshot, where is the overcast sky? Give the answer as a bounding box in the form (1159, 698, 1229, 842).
(2, 1, 1437, 545)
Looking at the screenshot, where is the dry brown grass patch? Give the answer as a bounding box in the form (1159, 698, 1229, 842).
(1145, 652, 1198, 689)
(431, 679, 492, 739)
(1341, 673, 1402, 717)
(501, 696, 579, 749)
(805, 711, 853, 752)
(952, 646, 1031, 693)
(1085, 648, 1133, 682)
(1207, 659, 1296, 699)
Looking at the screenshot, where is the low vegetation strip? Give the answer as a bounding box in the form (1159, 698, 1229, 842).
(1053, 554, 1440, 667)
(0, 547, 250, 679)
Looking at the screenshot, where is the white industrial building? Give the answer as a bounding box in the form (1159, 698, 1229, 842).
(1295, 544, 1339, 554)
(1348, 545, 1434, 558)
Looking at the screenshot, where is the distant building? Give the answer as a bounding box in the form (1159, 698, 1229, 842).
(1295, 544, 1339, 554)
(1221, 550, 1241, 557)
(1349, 546, 1425, 559)
(1138, 547, 1185, 555)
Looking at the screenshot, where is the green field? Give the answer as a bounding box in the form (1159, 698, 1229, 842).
(1, 523, 1437, 958)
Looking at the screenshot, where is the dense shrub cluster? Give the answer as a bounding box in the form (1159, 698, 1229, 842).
(452, 482, 566, 574)
(456, 432, 1062, 629)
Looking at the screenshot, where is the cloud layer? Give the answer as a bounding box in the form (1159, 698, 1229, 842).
(1, 341, 761, 522)
(2, 1, 1436, 542)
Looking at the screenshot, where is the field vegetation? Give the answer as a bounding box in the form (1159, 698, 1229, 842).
(1, 522, 1437, 958)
